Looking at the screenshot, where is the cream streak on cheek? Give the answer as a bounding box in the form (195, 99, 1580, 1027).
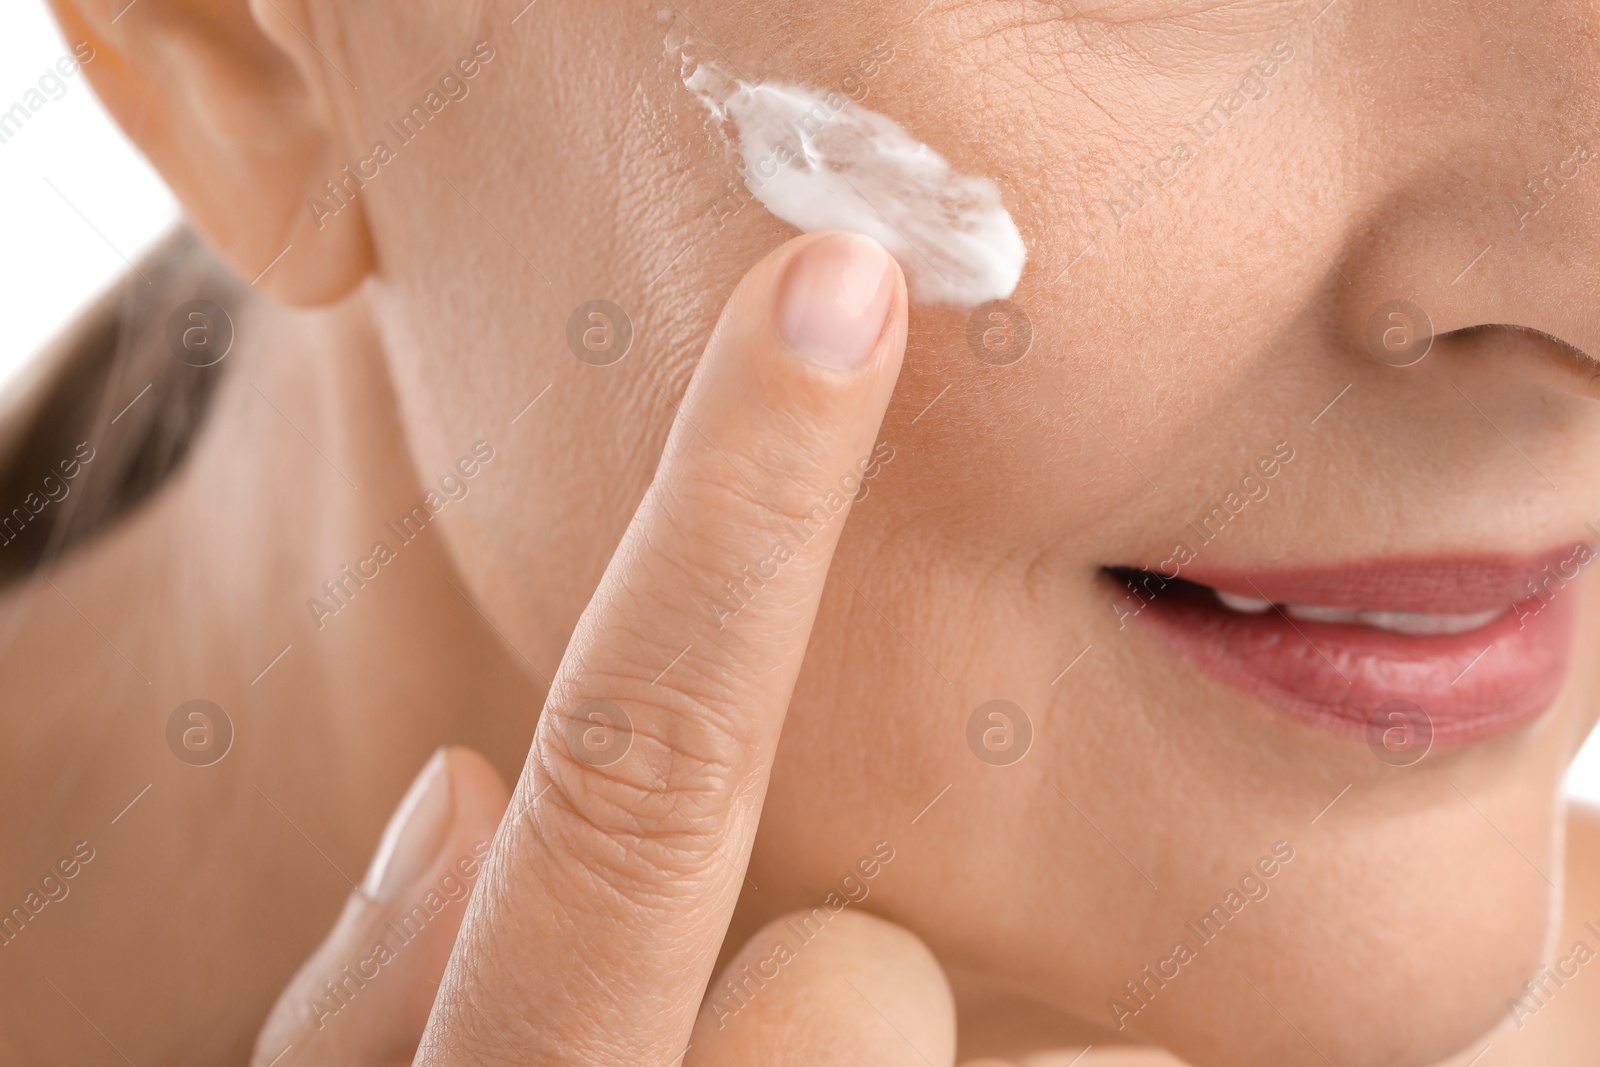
(680, 56, 1027, 308)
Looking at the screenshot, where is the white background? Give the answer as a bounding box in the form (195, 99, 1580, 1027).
(3, 4, 1599, 804)
(0, 1, 176, 389)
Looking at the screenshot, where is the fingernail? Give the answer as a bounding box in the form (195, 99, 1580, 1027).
(362, 748, 452, 902)
(777, 232, 896, 369)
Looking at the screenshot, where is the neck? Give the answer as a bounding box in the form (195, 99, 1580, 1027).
(0, 283, 539, 1062)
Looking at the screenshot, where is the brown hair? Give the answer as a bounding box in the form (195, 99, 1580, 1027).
(0, 226, 239, 585)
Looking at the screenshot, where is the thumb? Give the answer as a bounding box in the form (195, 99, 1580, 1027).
(688, 909, 957, 1067)
(251, 747, 511, 1067)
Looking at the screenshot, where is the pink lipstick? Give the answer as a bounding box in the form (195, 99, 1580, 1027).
(1111, 544, 1590, 746)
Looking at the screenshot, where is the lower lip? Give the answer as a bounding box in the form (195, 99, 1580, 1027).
(1120, 571, 1577, 746)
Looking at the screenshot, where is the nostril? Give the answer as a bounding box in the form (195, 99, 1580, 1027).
(1447, 322, 1590, 354)
(1436, 323, 1600, 402)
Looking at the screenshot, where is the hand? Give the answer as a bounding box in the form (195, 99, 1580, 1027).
(251, 230, 963, 1065)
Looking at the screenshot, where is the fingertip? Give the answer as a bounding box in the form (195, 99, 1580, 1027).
(775, 231, 903, 372)
(440, 745, 513, 821)
(362, 748, 453, 903)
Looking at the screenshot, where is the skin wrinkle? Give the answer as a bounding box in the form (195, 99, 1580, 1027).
(524, 743, 746, 899)
(9, 0, 1600, 1064)
(918, 5, 1144, 148)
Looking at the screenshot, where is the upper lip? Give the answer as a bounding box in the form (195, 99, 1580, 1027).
(1156, 542, 1595, 616)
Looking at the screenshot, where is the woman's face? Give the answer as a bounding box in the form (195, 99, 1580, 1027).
(299, 0, 1600, 1062)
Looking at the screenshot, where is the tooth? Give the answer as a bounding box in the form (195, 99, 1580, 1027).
(1355, 608, 1505, 635)
(1284, 604, 1361, 624)
(1215, 591, 1273, 614)
(1213, 586, 1508, 634)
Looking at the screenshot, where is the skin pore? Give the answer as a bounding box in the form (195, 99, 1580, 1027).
(2, 0, 1599, 1064)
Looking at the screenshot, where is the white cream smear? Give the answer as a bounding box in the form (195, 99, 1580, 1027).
(680, 55, 1027, 308)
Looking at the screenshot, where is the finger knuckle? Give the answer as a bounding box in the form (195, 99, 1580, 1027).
(529, 695, 747, 891)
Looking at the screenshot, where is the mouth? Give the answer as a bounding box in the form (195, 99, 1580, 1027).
(1108, 545, 1591, 747)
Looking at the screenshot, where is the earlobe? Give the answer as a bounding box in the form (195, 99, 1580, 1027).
(47, 0, 373, 306)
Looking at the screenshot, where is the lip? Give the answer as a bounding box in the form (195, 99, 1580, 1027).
(1112, 546, 1590, 746)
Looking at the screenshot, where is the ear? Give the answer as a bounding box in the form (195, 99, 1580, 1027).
(48, 0, 372, 306)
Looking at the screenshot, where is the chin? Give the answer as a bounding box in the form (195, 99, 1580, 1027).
(1120, 773, 1558, 1067)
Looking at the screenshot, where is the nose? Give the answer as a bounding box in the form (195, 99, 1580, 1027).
(1332, 0, 1600, 395)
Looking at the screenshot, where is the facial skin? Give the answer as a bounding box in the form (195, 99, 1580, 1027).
(7, 0, 1600, 1064)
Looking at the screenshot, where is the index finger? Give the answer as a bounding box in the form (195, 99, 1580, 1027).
(419, 230, 908, 1066)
